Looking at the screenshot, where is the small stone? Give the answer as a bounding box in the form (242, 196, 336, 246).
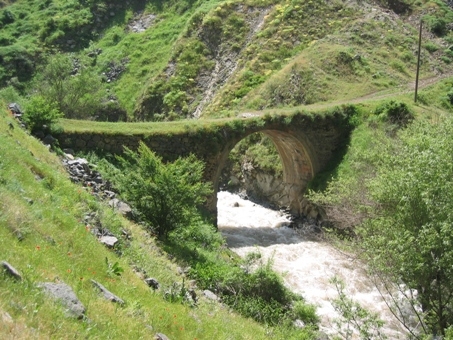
(1, 261, 22, 280)
(154, 333, 170, 340)
(99, 236, 118, 248)
(91, 279, 124, 304)
(1, 311, 13, 324)
(24, 197, 34, 205)
(144, 277, 160, 290)
(293, 319, 305, 328)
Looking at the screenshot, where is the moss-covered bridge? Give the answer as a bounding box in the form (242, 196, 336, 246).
(56, 107, 354, 220)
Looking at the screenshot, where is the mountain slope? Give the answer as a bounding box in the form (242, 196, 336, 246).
(1, 0, 453, 121)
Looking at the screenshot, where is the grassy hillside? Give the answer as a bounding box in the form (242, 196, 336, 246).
(0, 106, 317, 339)
(1, 0, 453, 121)
(2, 0, 453, 336)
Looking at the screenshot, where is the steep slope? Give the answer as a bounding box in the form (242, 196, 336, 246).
(0, 107, 308, 339)
(1, 0, 453, 121)
(135, 0, 453, 120)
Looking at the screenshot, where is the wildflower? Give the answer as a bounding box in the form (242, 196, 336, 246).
(67, 252, 71, 256)
(67, 269, 71, 273)
(36, 245, 41, 250)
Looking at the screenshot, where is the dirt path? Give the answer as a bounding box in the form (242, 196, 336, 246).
(233, 72, 453, 119)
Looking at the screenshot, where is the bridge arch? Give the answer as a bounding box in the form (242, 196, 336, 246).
(207, 128, 321, 219)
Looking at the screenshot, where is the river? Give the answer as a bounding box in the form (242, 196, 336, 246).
(217, 191, 408, 339)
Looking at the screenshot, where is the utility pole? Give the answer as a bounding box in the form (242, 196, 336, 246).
(415, 19, 422, 103)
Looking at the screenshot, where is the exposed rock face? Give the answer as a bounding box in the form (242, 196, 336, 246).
(192, 5, 270, 118)
(128, 13, 156, 33)
(241, 165, 289, 209)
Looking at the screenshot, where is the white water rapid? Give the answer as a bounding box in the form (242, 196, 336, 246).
(217, 191, 408, 339)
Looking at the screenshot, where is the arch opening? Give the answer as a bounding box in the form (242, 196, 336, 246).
(210, 129, 317, 221)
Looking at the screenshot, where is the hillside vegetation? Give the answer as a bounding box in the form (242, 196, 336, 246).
(1, 0, 453, 120)
(2, 0, 453, 338)
(0, 106, 321, 338)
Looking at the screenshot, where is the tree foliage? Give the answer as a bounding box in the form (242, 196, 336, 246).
(36, 54, 104, 119)
(23, 95, 62, 133)
(107, 142, 212, 239)
(360, 117, 453, 336)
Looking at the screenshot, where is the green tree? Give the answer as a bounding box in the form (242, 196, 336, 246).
(23, 95, 62, 134)
(37, 54, 103, 119)
(108, 142, 212, 239)
(360, 117, 453, 337)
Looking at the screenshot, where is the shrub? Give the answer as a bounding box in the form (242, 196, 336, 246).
(360, 117, 453, 335)
(23, 95, 62, 134)
(104, 142, 212, 239)
(447, 88, 453, 105)
(374, 100, 414, 128)
(292, 301, 319, 325)
(424, 42, 439, 53)
(37, 54, 104, 119)
(423, 15, 447, 36)
(0, 9, 15, 27)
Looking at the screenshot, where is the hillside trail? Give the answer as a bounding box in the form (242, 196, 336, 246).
(235, 72, 453, 119)
(303, 71, 453, 110)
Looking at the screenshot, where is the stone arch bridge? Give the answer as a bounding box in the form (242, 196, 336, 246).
(57, 108, 353, 221)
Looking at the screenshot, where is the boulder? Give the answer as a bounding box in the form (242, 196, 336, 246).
(99, 236, 118, 248)
(203, 289, 219, 301)
(42, 134, 57, 146)
(109, 198, 132, 218)
(37, 282, 86, 319)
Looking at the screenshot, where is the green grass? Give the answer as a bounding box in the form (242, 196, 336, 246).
(1, 0, 453, 121)
(0, 106, 317, 339)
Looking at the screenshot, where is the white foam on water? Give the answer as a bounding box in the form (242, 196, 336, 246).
(217, 191, 408, 338)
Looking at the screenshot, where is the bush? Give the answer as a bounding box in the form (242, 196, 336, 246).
(447, 88, 453, 105)
(104, 142, 212, 239)
(360, 117, 453, 335)
(423, 15, 447, 36)
(37, 54, 104, 119)
(374, 100, 414, 128)
(23, 95, 62, 134)
(292, 301, 319, 325)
